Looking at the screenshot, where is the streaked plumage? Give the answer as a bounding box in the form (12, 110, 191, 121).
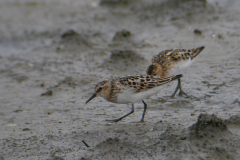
(86, 74, 182, 122)
(146, 46, 205, 97)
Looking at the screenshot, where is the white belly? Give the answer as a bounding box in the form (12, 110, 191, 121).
(167, 59, 194, 76)
(116, 85, 167, 104)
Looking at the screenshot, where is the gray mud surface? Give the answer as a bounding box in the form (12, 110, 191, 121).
(0, 0, 240, 159)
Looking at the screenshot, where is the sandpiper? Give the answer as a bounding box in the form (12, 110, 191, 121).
(146, 46, 205, 97)
(86, 74, 182, 122)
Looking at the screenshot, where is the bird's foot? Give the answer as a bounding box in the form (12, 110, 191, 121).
(105, 118, 122, 123)
(178, 90, 188, 97)
(130, 120, 145, 123)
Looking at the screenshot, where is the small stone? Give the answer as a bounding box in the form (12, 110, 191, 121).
(22, 128, 31, 131)
(194, 29, 202, 35)
(41, 90, 53, 96)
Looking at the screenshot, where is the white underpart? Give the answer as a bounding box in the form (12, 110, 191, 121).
(167, 58, 194, 76)
(116, 84, 168, 104)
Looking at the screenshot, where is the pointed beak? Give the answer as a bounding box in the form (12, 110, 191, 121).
(85, 93, 97, 104)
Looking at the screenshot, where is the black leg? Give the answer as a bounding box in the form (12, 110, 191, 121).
(140, 100, 147, 122)
(178, 78, 188, 97)
(171, 78, 180, 97)
(171, 78, 188, 97)
(106, 104, 135, 122)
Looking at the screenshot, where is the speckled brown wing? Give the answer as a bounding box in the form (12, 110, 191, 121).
(152, 49, 174, 64)
(139, 75, 182, 91)
(152, 46, 205, 64)
(117, 75, 182, 93)
(116, 75, 143, 91)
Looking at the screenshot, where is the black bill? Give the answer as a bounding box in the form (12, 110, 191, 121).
(86, 93, 97, 104)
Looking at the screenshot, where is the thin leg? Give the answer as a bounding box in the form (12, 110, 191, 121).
(171, 78, 180, 97)
(106, 104, 134, 122)
(141, 100, 147, 122)
(171, 78, 188, 97)
(178, 78, 188, 97)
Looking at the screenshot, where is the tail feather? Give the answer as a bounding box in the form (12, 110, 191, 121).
(155, 74, 182, 87)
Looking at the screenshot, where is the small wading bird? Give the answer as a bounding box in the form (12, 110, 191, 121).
(146, 46, 205, 97)
(86, 74, 182, 122)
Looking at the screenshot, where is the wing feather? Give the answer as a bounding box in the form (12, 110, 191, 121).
(117, 75, 182, 92)
(152, 46, 205, 64)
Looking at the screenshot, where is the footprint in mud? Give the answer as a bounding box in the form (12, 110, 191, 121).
(109, 29, 151, 49)
(82, 114, 239, 159)
(189, 113, 230, 138)
(99, 49, 148, 75)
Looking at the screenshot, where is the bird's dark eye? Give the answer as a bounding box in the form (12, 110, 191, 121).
(98, 87, 102, 91)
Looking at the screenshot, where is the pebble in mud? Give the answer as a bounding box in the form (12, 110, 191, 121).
(193, 29, 202, 35)
(99, 0, 130, 6)
(61, 30, 79, 39)
(41, 90, 53, 96)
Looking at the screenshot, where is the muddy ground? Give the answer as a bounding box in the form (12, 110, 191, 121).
(0, 0, 240, 159)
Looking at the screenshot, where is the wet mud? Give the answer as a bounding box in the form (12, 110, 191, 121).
(0, 0, 240, 159)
